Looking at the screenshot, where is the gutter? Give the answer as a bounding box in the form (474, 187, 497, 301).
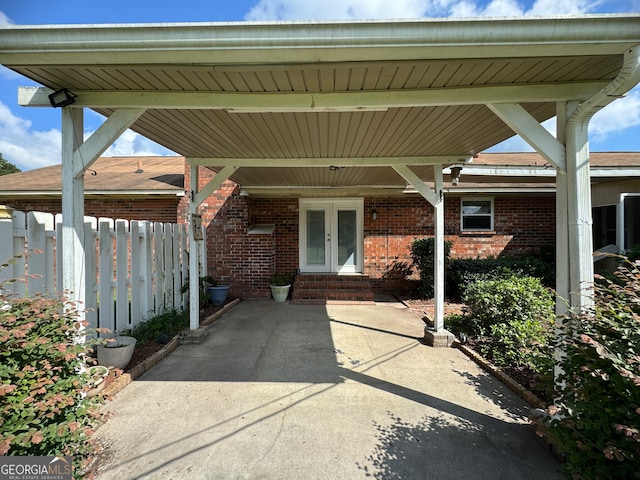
(568, 45, 640, 129)
(562, 44, 640, 311)
(1, 16, 639, 65)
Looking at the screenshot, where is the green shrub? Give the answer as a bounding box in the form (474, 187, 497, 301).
(544, 259, 640, 479)
(481, 319, 554, 374)
(410, 237, 452, 298)
(463, 275, 555, 334)
(448, 255, 555, 301)
(463, 275, 555, 385)
(123, 308, 189, 344)
(0, 289, 105, 478)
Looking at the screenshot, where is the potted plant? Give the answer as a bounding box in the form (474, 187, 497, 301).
(97, 335, 137, 369)
(203, 275, 231, 305)
(268, 273, 294, 302)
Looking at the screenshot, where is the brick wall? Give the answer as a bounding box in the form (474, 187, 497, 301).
(449, 196, 556, 258)
(4, 179, 556, 298)
(0, 197, 181, 223)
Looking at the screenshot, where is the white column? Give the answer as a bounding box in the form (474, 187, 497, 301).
(566, 120, 595, 311)
(61, 107, 86, 320)
(433, 165, 445, 332)
(189, 165, 200, 331)
(555, 102, 571, 318)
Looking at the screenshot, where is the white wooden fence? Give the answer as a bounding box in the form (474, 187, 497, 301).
(0, 209, 189, 334)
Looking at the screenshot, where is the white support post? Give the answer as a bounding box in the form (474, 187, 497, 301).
(433, 164, 445, 332)
(392, 164, 453, 345)
(566, 120, 595, 311)
(555, 102, 572, 318)
(189, 165, 200, 331)
(61, 108, 86, 321)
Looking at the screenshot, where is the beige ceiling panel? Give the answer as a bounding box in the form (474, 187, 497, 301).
(5, 16, 635, 193)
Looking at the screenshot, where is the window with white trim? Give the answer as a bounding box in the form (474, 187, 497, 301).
(461, 198, 494, 231)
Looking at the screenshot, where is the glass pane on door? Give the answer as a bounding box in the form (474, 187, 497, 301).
(337, 210, 356, 267)
(306, 210, 326, 265)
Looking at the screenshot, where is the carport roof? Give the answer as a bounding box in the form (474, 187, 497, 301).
(1, 15, 639, 190)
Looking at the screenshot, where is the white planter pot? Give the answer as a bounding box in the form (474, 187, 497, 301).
(270, 284, 291, 302)
(97, 336, 137, 369)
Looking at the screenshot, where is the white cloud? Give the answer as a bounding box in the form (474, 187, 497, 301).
(527, 0, 602, 15)
(245, 0, 430, 21)
(0, 11, 13, 25)
(0, 102, 175, 171)
(0, 102, 61, 170)
(590, 86, 640, 143)
(101, 129, 176, 157)
(244, 0, 602, 20)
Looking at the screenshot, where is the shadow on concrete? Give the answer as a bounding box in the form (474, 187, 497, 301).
(95, 301, 561, 479)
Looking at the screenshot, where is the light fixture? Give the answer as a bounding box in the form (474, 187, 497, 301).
(450, 166, 462, 186)
(372, 209, 377, 220)
(48, 88, 77, 108)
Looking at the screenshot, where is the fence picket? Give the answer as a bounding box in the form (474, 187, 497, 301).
(11, 211, 27, 297)
(130, 221, 141, 328)
(98, 219, 115, 337)
(172, 224, 182, 310)
(164, 223, 174, 310)
(115, 219, 130, 333)
(0, 208, 187, 333)
(141, 221, 154, 321)
(84, 219, 98, 332)
(153, 222, 164, 314)
(26, 211, 53, 295)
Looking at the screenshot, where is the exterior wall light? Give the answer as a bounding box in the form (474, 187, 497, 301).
(48, 88, 77, 108)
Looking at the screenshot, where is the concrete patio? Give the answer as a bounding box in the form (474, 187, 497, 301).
(94, 299, 561, 479)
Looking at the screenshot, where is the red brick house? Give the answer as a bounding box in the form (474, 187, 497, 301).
(2, 152, 638, 301)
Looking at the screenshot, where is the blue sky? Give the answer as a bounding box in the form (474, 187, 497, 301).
(1, 0, 639, 171)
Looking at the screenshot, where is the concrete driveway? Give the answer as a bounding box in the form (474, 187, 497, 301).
(95, 299, 561, 480)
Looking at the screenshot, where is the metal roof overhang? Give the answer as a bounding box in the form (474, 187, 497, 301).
(2, 15, 640, 195)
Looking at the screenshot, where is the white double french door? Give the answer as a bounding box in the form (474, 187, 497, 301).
(299, 198, 363, 273)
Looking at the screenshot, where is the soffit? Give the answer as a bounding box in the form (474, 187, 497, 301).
(1, 17, 639, 190)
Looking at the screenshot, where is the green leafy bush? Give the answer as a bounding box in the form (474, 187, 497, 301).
(0, 289, 104, 478)
(463, 275, 555, 335)
(462, 275, 555, 386)
(543, 259, 640, 479)
(410, 237, 452, 298)
(448, 255, 555, 300)
(483, 319, 553, 374)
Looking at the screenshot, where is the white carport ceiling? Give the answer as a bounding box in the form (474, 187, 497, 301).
(1, 16, 639, 191)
